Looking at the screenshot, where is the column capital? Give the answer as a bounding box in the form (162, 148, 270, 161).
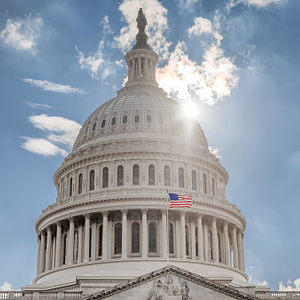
(197, 213, 203, 219)
(84, 213, 91, 220)
(212, 217, 217, 223)
(160, 209, 167, 215)
(121, 209, 128, 215)
(55, 220, 62, 227)
(69, 217, 75, 223)
(102, 210, 109, 217)
(180, 210, 186, 216)
(141, 208, 148, 214)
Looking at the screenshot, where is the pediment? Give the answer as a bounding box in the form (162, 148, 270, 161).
(86, 265, 259, 300)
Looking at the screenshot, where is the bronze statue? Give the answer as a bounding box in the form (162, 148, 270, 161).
(136, 8, 147, 32)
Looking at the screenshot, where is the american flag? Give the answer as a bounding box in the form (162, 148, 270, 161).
(168, 193, 192, 208)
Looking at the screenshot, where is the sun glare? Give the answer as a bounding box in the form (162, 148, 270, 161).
(183, 101, 197, 118)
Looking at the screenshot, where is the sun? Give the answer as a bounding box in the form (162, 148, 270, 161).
(183, 101, 197, 118)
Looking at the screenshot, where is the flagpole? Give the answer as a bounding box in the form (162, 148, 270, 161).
(166, 190, 169, 265)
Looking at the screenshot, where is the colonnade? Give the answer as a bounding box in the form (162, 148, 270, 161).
(36, 209, 245, 276)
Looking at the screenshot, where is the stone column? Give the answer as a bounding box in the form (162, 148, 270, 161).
(223, 222, 230, 266)
(121, 209, 128, 259)
(144, 57, 148, 78)
(102, 211, 108, 260)
(91, 219, 97, 261)
(232, 227, 239, 268)
(36, 235, 41, 275)
(45, 227, 52, 271)
(138, 57, 141, 77)
(55, 222, 62, 268)
(191, 220, 196, 260)
(161, 210, 167, 258)
(40, 231, 46, 273)
(197, 214, 204, 261)
(237, 230, 245, 271)
(203, 223, 209, 261)
(67, 218, 75, 265)
(212, 218, 219, 263)
(78, 224, 83, 263)
(84, 214, 90, 262)
(142, 209, 148, 258)
(180, 211, 186, 259)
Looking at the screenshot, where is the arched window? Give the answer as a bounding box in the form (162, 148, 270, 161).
(159, 116, 164, 124)
(185, 225, 189, 256)
(98, 225, 103, 257)
(195, 226, 198, 257)
(134, 115, 140, 123)
(102, 167, 109, 188)
(178, 167, 184, 188)
(203, 173, 207, 194)
(169, 223, 174, 254)
(148, 222, 157, 253)
(208, 229, 212, 261)
(114, 223, 122, 255)
(164, 165, 171, 186)
(131, 222, 140, 254)
(212, 177, 215, 196)
(78, 173, 83, 194)
(192, 170, 197, 191)
(73, 230, 78, 261)
(69, 177, 73, 196)
(148, 164, 155, 185)
(92, 122, 96, 132)
(63, 234, 67, 265)
(85, 126, 89, 135)
(89, 227, 92, 258)
(101, 119, 106, 128)
(132, 164, 139, 185)
(90, 170, 95, 191)
(122, 115, 128, 124)
(111, 117, 116, 126)
(147, 115, 152, 123)
(117, 165, 124, 186)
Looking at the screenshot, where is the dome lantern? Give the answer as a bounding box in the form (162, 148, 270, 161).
(125, 8, 159, 88)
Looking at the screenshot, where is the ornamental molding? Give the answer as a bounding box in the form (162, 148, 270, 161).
(83, 265, 259, 300)
(35, 197, 246, 232)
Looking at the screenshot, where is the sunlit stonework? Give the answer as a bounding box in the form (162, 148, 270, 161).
(3, 9, 298, 300)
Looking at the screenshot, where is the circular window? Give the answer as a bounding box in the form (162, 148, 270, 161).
(101, 119, 106, 128)
(111, 117, 116, 126)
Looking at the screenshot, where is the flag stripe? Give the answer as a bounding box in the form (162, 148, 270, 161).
(168, 193, 192, 208)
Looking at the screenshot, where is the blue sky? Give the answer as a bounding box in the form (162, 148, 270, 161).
(1, 0, 300, 292)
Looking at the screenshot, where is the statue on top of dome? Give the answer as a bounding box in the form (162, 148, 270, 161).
(136, 8, 147, 32)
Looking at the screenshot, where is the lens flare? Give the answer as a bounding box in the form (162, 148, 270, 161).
(184, 102, 197, 118)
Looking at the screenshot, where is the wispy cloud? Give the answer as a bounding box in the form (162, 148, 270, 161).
(0, 15, 42, 54)
(23, 79, 86, 94)
(279, 278, 300, 291)
(28, 114, 81, 147)
(114, 0, 171, 59)
(21, 138, 67, 157)
(76, 15, 117, 80)
(22, 114, 81, 157)
(0, 282, 12, 291)
(178, 0, 199, 13)
(249, 276, 269, 287)
(227, 0, 283, 10)
(209, 146, 222, 159)
(26, 102, 52, 110)
(157, 13, 238, 105)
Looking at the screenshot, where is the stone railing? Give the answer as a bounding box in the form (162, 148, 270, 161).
(256, 291, 300, 299)
(0, 291, 82, 300)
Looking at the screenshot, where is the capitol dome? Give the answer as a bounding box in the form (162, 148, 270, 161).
(31, 10, 247, 294)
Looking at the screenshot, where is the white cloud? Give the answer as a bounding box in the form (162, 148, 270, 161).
(178, 0, 198, 12)
(0, 282, 12, 291)
(227, 0, 283, 10)
(76, 16, 117, 80)
(209, 146, 222, 159)
(114, 0, 171, 59)
(26, 102, 52, 110)
(249, 276, 269, 287)
(28, 114, 81, 147)
(23, 79, 86, 94)
(156, 40, 238, 105)
(21, 138, 67, 157)
(0, 15, 42, 54)
(279, 278, 300, 291)
(188, 17, 212, 37)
